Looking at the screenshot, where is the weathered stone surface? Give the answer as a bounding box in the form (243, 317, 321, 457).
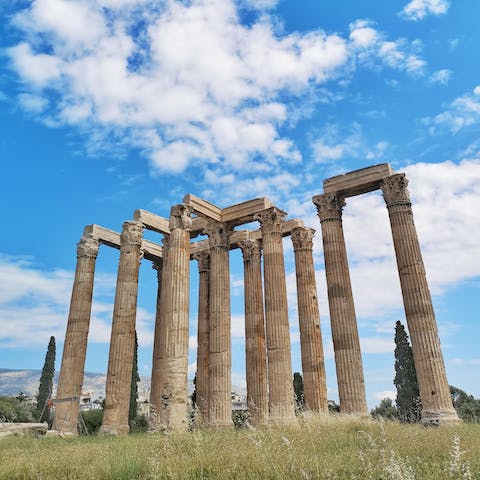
(381, 174, 459, 424)
(312, 194, 368, 415)
(222, 197, 274, 225)
(323, 163, 394, 197)
(53, 233, 99, 433)
(239, 239, 268, 425)
(154, 205, 192, 431)
(193, 251, 210, 422)
(0, 423, 48, 438)
(256, 207, 295, 423)
(100, 220, 143, 434)
(291, 227, 328, 413)
(205, 221, 233, 427)
(184, 194, 222, 222)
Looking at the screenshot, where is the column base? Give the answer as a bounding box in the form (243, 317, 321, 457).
(421, 409, 461, 426)
(268, 405, 296, 425)
(99, 424, 130, 435)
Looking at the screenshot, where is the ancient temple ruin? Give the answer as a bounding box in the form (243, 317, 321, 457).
(53, 163, 458, 434)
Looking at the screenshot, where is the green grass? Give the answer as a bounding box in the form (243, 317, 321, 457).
(1, 414, 479, 479)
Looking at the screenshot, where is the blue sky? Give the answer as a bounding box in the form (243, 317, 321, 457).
(1, 0, 479, 407)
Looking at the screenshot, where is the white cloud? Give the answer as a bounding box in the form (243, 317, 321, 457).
(312, 123, 389, 164)
(400, 0, 450, 21)
(17, 93, 49, 113)
(429, 69, 452, 85)
(373, 390, 396, 401)
(349, 20, 426, 75)
(425, 85, 480, 133)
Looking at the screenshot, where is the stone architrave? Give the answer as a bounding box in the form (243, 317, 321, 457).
(101, 220, 144, 434)
(192, 251, 210, 422)
(239, 239, 268, 426)
(149, 255, 164, 427)
(204, 221, 233, 427)
(291, 227, 328, 413)
(381, 174, 459, 424)
(53, 233, 100, 433)
(155, 205, 192, 431)
(312, 194, 368, 415)
(256, 207, 295, 423)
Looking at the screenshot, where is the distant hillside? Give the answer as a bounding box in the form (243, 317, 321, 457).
(0, 368, 151, 400)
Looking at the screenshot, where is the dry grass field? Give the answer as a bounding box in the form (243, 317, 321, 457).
(1, 414, 479, 479)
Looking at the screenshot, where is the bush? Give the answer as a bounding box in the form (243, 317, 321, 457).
(0, 396, 35, 423)
(80, 409, 103, 435)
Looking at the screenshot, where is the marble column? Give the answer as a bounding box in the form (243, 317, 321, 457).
(155, 205, 192, 431)
(53, 233, 100, 433)
(149, 255, 164, 428)
(204, 221, 233, 427)
(256, 207, 295, 423)
(101, 220, 143, 434)
(381, 174, 459, 424)
(192, 251, 210, 422)
(291, 227, 328, 413)
(239, 239, 268, 426)
(312, 194, 368, 415)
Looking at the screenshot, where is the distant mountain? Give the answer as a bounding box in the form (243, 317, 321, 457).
(0, 368, 151, 400)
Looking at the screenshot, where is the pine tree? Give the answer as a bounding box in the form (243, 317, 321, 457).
(129, 331, 140, 430)
(36, 336, 56, 423)
(293, 372, 304, 410)
(394, 321, 421, 422)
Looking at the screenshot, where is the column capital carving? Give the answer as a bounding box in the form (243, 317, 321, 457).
(239, 239, 262, 263)
(192, 251, 210, 272)
(381, 173, 411, 206)
(255, 207, 287, 234)
(203, 221, 233, 248)
(312, 193, 345, 222)
(291, 227, 315, 251)
(152, 259, 163, 280)
(169, 204, 193, 231)
(120, 220, 143, 245)
(77, 233, 100, 258)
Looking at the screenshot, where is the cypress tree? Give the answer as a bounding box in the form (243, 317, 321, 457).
(293, 372, 304, 410)
(394, 321, 421, 422)
(129, 331, 140, 429)
(36, 336, 56, 423)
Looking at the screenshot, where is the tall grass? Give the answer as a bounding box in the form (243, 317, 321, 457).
(1, 414, 479, 479)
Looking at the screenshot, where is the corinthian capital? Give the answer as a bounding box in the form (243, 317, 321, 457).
(203, 221, 233, 248)
(239, 239, 262, 263)
(77, 233, 100, 258)
(192, 251, 210, 272)
(381, 174, 411, 206)
(120, 220, 144, 245)
(291, 227, 315, 251)
(312, 193, 345, 222)
(255, 207, 287, 234)
(169, 204, 193, 231)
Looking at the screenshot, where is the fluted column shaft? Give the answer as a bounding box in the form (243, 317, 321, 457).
(381, 174, 458, 424)
(155, 205, 192, 431)
(239, 239, 268, 426)
(291, 227, 328, 413)
(193, 251, 210, 421)
(53, 233, 100, 433)
(205, 222, 233, 427)
(149, 255, 164, 426)
(313, 194, 367, 415)
(256, 207, 295, 423)
(101, 220, 143, 434)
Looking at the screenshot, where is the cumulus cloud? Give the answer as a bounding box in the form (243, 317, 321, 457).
(400, 0, 450, 21)
(6, 0, 429, 194)
(424, 85, 480, 133)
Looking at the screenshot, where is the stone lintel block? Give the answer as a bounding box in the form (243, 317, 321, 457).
(134, 209, 206, 236)
(85, 224, 163, 261)
(222, 197, 274, 225)
(183, 194, 222, 222)
(323, 163, 394, 197)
